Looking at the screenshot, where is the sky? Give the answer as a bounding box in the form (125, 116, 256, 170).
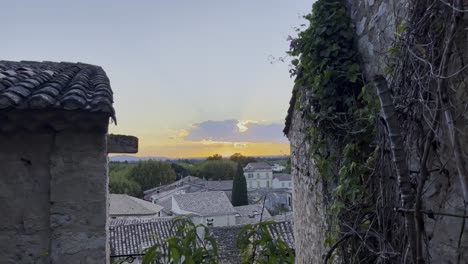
(2, 0, 314, 158)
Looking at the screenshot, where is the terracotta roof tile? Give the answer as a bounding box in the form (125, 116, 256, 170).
(109, 218, 295, 262)
(0, 60, 115, 120)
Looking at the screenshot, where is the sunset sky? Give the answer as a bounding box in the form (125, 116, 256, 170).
(2, 0, 313, 158)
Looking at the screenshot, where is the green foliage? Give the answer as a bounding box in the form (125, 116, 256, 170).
(229, 153, 257, 167)
(109, 162, 142, 197)
(284, 157, 291, 174)
(196, 160, 237, 180)
(141, 218, 219, 264)
(171, 162, 197, 179)
(232, 163, 249, 206)
(289, 0, 379, 251)
(128, 160, 177, 193)
(206, 154, 223, 160)
(237, 221, 294, 264)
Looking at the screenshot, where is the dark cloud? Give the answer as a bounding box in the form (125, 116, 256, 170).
(185, 120, 287, 143)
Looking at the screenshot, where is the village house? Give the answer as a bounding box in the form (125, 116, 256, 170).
(272, 173, 292, 189)
(248, 188, 293, 214)
(243, 162, 273, 189)
(109, 194, 163, 219)
(172, 191, 238, 227)
(0, 60, 137, 264)
(233, 204, 272, 225)
(144, 176, 235, 216)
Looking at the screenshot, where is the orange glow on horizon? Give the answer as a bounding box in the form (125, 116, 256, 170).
(125, 141, 290, 158)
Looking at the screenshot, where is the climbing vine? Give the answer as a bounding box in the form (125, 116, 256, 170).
(289, 0, 468, 262)
(288, 0, 379, 257)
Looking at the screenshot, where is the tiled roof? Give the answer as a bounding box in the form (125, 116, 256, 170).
(109, 218, 175, 256)
(109, 194, 163, 216)
(204, 180, 233, 191)
(210, 226, 243, 263)
(0, 61, 114, 119)
(273, 173, 292, 181)
(109, 218, 295, 262)
(244, 162, 272, 171)
(269, 221, 295, 249)
(109, 217, 175, 227)
(143, 176, 204, 198)
(234, 204, 272, 225)
(173, 191, 237, 216)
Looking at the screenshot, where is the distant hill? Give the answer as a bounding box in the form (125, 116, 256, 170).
(109, 155, 169, 162)
(109, 155, 290, 162)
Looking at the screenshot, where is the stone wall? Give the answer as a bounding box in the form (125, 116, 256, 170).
(0, 114, 109, 264)
(288, 88, 327, 263)
(346, 0, 468, 262)
(288, 0, 468, 263)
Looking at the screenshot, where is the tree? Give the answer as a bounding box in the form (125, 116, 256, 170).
(196, 160, 237, 180)
(128, 160, 176, 193)
(109, 162, 142, 197)
(109, 175, 142, 197)
(230, 153, 257, 167)
(207, 154, 223, 160)
(232, 163, 248, 206)
(284, 157, 291, 174)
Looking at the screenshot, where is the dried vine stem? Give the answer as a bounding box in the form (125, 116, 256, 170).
(374, 75, 417, 263)
(438, 0, 468, 203)
(385, 0, 468, 262)
(396, 208, 468, 219)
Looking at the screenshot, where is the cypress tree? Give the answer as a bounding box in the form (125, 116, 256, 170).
(232, 163, 248, 206)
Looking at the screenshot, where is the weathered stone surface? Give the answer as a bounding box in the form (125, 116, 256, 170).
(287, 1, 468, 262)
(0, 131, 53, 264)
(107, 134, 138, 154)
(50, 129, 109, 264)
(0, 116, 110, 263)
(345, 0, 468, 262)
(287, 90, 327, 264)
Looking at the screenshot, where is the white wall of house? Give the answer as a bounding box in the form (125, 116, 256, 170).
(244, 170, 272, 189)
(272, 164, 286, 172)
(272, 178, 293, 189)
(191, 214, 236, 227)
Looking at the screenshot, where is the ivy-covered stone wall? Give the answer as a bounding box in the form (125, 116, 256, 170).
(287, 0, 468, 263)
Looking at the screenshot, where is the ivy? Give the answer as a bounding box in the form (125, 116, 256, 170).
(237, 221, 294, 264)
(139, 218, 219, 264)
(289, 0, 379, 253)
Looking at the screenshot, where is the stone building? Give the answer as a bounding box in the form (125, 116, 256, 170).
(0, 61, 136, 264)
(243, 162, 273, 189)
(172, 191, 238, 227)
(272, 173, 292, 189)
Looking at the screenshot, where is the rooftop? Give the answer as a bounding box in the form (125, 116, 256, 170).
(109, 218, 294, 263)
(143, 176, 204, 198)
(204, 180, 233, 191)
(244, 162, 272, 171)
(109, 218, 175, 257)
(0, 61, 114, 119)
(109, 194, 163, 216)
(273, 173, 292, 181)
(234, 204, 272, 225)
(173, 191, 237, 216)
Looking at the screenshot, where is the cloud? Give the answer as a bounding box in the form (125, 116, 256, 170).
(184, 120, 288, 143)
